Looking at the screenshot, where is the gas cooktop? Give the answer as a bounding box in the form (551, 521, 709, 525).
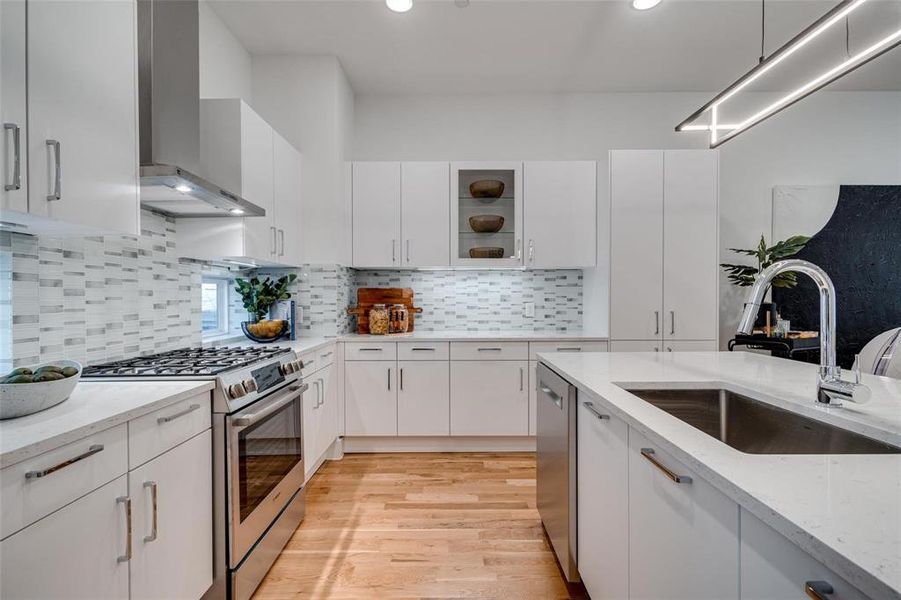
(81, 346, 292, 378)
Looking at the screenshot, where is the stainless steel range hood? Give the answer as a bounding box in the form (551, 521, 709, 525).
(137, 0, 264, 218)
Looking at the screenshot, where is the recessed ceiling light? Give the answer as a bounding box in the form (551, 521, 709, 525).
(229, 208, 245, 215)
(174, 184, 192, 193)
(386, 0, 412, 13)
(632, 0, 661, 10)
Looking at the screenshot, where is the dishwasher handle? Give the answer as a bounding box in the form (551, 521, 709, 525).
(539, 384, 563, 409)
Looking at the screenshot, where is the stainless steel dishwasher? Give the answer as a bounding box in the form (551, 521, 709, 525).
(536, 362, 579, 582)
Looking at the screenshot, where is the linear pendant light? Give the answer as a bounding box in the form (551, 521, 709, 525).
(676, 0, 901, 148)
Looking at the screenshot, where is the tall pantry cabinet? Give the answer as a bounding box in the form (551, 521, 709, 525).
(609, 150, 719, 352)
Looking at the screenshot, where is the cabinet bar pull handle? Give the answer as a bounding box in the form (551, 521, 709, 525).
(400, 368, 404, 391)
(514, 238, 522, 261)
(539, 385, 562, 409)
(640, 448, 692, 484)
(520, 367, 524, 391)
(477, 347, 502, 352)
(406, 239, 410, 263)
(411, 347, 435, 351)
(320, 351, 333, 358)
(317, 378, 325, 407)
(392, 239, 396, 262)
(583, 401, 610, 420)
(556, 347, 582, 352)
(278, 229, 285, 256)
(4, 123, 21, 191)
(117, 496, 132, 562)
(528, 239, 534, 263)
(670, 310, 675, 335)
(388, 368, 391, 391)
(654, 311, 660, 335)
(312, 380, 320, 409)
(359, 348, 383, 352)
(143, 481, 158, 543)
(46, 140, 61, 201)
(25, 444, 104, 479)
(270, 226, 277, 254)
(157, 403, 201, 424)
(804, 581, 835, 600)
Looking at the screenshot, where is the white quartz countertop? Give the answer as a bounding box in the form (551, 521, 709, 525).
(0, 380, 214, 469)
(537, 350, 901, 600)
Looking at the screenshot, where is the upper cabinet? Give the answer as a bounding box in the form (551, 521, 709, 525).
(451, 162, 523, 267)
(523, 161, 596, 268)
(2, 0, 140, 235)
(178, 99, 302, 266)
(351, 162, 450, 268)
(610, 149, 718, 346)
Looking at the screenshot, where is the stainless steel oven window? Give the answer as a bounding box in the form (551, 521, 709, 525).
(233, 391, 303, 521)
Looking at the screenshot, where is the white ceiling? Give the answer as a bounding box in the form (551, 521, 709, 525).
(208, 0, 901, 95)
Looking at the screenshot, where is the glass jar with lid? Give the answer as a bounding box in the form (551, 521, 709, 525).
(368, 304, 389, 335)
(389, 304, 409, 334)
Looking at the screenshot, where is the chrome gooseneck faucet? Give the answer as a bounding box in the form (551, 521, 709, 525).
(737, 259, 869, 406)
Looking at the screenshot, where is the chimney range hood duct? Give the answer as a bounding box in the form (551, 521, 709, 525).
(137, 0, 264, 218)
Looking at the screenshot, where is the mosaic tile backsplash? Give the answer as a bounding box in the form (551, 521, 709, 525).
(352, 270, 583, 332)
(1, 211, 203, 370)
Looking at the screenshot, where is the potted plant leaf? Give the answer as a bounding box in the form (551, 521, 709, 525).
(721, 234, 810, 331)
(234, 274, 297, 342)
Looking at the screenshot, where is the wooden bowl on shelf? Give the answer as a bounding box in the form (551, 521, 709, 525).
(468, 215, 505, 233)
(469, 247, 505, 259)
(469, 180, 505, 199)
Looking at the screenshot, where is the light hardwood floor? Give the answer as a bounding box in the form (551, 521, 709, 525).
(253, 453, 586, 599)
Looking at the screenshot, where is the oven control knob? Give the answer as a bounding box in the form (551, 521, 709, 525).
(243, 378, 257, 393)
(279, 363, 290, 375)
(229, 383, 247, 399)
(294, 360, 304, 372)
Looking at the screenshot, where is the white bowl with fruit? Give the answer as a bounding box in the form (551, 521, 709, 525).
(0, 360, 82, 419)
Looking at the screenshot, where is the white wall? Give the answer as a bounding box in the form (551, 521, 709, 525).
(199, 1, 253, 102)
(252, 56, 354, 265)
(353, 91, 901, 342)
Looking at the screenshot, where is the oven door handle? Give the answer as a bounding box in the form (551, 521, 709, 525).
(231, 384, 307, 428)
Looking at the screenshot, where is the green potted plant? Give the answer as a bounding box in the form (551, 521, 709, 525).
(234, 274, 297, 342)
(721, 234, 810, 331)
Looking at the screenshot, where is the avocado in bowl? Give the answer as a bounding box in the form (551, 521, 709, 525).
(0, 360, 82, 419)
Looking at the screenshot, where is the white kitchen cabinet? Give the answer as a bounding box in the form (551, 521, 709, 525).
(128, 430, 212, 600)
(402, 162, 450, 267)
(398, 361, 450, 436)
(1, 0, 27, 214)
(316, 363, 338, 460)
(610, 340, 661, 352)
(450, 361, 528, 435)
(610, 149, 718, 348)
(303, 378, 320, 480)
(345, 361, 397, 436)
(628, 429, 739, 600)
(273, 131, 303, 265)
(663, 150, 719, 341)
(610, 150, 664, 341)
(740, 509, 867, 600)
(523, 161, 596, 268)
(577, 400, 629, 600)
(352, 161, 401, 267)
(0, 476, 130, 600)
(23, 0, 139, 234)
(451, 161, 524, 267)
(304, 361, 338, 480)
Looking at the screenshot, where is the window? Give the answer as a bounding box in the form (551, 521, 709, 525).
(202, 278, 229, 338)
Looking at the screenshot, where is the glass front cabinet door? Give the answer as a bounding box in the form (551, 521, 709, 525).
(450, 162, 523, 267)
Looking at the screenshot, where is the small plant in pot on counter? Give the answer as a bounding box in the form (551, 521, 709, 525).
(235, 274, 297, 342)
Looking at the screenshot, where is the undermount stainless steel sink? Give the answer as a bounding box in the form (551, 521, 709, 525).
(625, 388, 901, 455)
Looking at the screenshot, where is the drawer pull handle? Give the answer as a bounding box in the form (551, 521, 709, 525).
(320, 351, 333, 358)
(556, 347, 582, 352)
(359, 348, 383, 352)
(304, 359, 316, 367)
(25, 444, 104, 479)
(117, 496, 132, 562)
(640, 448, 692, 484)
(411, 347, 435, 351)
(157, 403, 201, 424)
(477, 347, 503, 352)
(805, 581, 835, 599)
(583, 401, 610, 420)
(143, 481, 158, 543)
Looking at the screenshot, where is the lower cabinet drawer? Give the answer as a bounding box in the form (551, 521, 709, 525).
(0, 475, 130, 599)
(1, 423, 128, 539)
(450, 342, 528, 361)
(344, 341, 397, 361)
(128, 393, 211, 469)
(397, 341, 450, 361)
(528, 341, 608, 361)
(740, 509, 868, 600)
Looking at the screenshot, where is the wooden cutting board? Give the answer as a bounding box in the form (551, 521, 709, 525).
(347, 288, 423, 334)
